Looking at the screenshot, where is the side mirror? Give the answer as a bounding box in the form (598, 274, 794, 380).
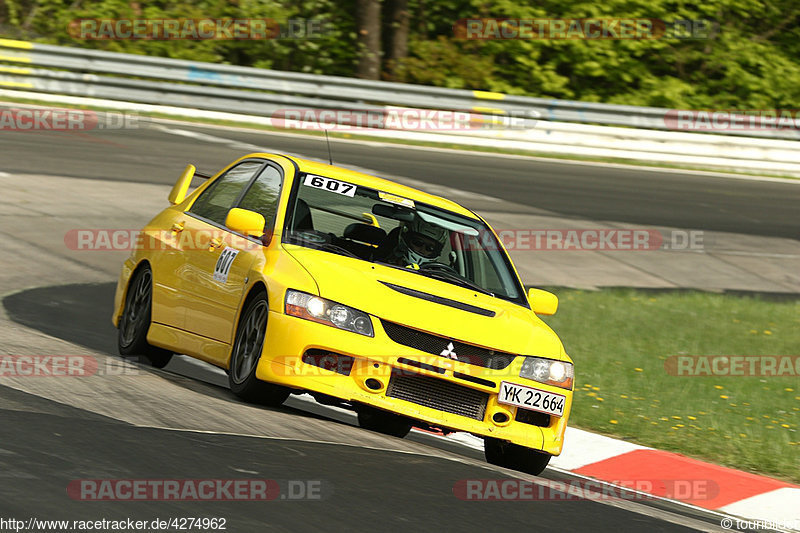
(226, 208, 266, 238)
(528, 288, 558, 316)
(168, 164, 196, 205)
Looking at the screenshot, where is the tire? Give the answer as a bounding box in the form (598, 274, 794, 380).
(228, 291, 290, 406)
(118, 265, 173, 369)
(484, 437, 551, 475)
(357, 405, 413, 438)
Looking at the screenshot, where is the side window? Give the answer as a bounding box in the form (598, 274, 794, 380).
(237, 165, 283, 229)
(189, 161, 263, 225)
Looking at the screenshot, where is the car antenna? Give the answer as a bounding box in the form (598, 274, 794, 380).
(324, 129, 334, 166)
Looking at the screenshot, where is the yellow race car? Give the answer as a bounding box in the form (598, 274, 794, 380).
(113, 153, 573, 475)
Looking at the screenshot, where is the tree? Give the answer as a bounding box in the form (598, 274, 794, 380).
(356, 0, 382, 79)
(383, 0, 409, 80)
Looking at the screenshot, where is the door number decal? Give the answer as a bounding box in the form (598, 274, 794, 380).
(213, 247, 240, 283)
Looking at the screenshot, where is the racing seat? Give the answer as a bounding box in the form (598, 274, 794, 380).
(371, 227, 401, 262)
(293, 199, 314, 231)
(340, 223, 387, 259)
(343, 223, 386, 246)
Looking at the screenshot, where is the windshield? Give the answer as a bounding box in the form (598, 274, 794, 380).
(282, 173, 527, 306)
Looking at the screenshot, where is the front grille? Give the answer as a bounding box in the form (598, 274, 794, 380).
(381, 320, 515, 369)
(515, 408, 551, 427)
(386, 371, 489, 421)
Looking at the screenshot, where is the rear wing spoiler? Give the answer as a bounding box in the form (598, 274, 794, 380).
(169, 165, 213, 204)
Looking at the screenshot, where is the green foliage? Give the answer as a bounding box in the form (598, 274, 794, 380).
(542, 287, 800, 482)
(1, 0, 799, 109)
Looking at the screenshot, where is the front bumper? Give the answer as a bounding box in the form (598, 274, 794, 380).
(255, 310, 572, 455)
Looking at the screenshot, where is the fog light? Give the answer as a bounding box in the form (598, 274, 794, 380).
(492, 412, 509, 424)
(365, 378, 383, 391)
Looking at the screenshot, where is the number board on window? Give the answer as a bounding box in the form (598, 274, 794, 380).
(303, 175, 357, 197)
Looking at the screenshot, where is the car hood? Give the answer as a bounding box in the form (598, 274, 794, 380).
(283, 245, 566, 360)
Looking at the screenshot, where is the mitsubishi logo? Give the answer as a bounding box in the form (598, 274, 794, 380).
(440, 342, 458, 360)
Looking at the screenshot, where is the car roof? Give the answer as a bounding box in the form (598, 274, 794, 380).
(266, 154, 479, 220)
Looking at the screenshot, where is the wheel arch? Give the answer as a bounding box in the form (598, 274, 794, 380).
(241, 280, 269, 312)
(225, 281, 269, 368)
(114, 258, 153, 327)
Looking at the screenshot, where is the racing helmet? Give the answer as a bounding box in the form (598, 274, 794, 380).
(397, 217, 448, 265)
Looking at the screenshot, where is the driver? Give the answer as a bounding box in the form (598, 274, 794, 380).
(389, 217, 448, 267)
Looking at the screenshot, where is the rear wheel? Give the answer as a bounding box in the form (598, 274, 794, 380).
(118, 265, 173, 369)
(484, 437, 551, 475)
(228, 292, 290, 406)
(357, 405, 413, 438)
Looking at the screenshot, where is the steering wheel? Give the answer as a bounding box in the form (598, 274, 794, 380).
(419, 261, 460, 274)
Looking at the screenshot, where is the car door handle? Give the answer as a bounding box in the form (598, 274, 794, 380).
(171, 221, 185, 233)
(210, 237, 223, 249)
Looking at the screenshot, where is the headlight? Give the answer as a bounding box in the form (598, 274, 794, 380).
(285, 290, 374, 337)
(519, 357, 573, 389)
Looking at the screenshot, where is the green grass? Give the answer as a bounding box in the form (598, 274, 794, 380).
(540, 288, 800, 482)
(1, 94, 797, 181)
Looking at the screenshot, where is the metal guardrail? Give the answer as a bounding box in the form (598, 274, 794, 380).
(2, 38, 798, 141)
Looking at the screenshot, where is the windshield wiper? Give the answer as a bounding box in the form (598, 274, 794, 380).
(287, 235, 361, 260)
(417, 268, 494, 297)
(318, 242, 361, 259)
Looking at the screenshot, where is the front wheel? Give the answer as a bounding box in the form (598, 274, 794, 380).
(228, 292, 290, 406)
(118, 265, 173, 369)
(357, 405, 413, 438)
(484, 438, 551, 475)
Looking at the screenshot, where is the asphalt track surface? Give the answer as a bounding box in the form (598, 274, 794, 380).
(3, 282, 723, 532)
(1, 387, 701, 533)
(0, 122, 798, 239)
(1, 120, 791, 531)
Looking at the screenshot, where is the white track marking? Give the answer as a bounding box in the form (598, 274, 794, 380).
(155, 126, 507, 202)
(719, 488, 800, 530)
(156, 126, 509, 205)
(154, 126, 267, 153)
(550, 427, 649, 470)
(150, 115, 800, 185)
(154, 125, 315, 162)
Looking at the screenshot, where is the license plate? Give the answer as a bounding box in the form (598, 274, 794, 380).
(498, 381, 565, 417)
